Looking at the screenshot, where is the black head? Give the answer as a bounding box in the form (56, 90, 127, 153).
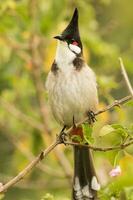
(54, 8, 82, 53)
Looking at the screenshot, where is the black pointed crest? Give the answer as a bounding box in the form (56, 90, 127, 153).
(62, 8, 79, 38)
(54, 8, 82, 50)
(62, 8, 82, 47)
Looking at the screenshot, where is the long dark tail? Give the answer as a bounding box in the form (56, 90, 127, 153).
(72, 146, 100, 200)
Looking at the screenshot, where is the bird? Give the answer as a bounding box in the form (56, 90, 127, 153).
(46, 8, 100, 200)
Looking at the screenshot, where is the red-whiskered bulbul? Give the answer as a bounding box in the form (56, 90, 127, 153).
(46, 8, 100, 200)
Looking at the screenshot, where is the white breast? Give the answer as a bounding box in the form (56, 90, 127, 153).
(46, 41, 98, 126)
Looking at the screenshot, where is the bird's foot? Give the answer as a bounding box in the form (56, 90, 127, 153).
(87, 110, 97, 125)
(57, 125, 67, 144)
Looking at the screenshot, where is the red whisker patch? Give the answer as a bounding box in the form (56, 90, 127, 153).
(72, 41, 78, 46)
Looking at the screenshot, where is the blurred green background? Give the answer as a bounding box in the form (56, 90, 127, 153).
(0, 0, 133, 199)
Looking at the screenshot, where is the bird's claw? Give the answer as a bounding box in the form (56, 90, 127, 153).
(87, 110, 97, 124)
(57, 125, 67, 144)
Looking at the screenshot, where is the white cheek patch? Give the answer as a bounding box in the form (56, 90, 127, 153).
(69, 44, 81, 54)
(91, 176, 101, 191)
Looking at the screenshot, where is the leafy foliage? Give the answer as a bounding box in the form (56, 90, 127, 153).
(0, 0, 133, 199)
(82, 123, 94, 144)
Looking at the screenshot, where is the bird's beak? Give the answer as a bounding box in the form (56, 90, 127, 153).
(54, 35, 63, 41)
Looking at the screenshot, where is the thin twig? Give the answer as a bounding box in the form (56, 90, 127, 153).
(95, 95, 132, 115)
(64, 140, 133, 152)
(119, 57, 133, 97)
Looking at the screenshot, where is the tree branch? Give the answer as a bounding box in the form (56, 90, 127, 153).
(119, 57, 133, 96)
(64, 139, 133, 152)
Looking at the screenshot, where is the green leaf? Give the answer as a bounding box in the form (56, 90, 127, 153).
(99, 125, 115, 137)
(82, 123, 94, 144)
(112, 124, 128, 139)
(111, 124, 124, 129)
(115, 128, 128, 139)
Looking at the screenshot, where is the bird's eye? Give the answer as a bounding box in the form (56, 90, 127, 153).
(71, 40, 78, 46)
